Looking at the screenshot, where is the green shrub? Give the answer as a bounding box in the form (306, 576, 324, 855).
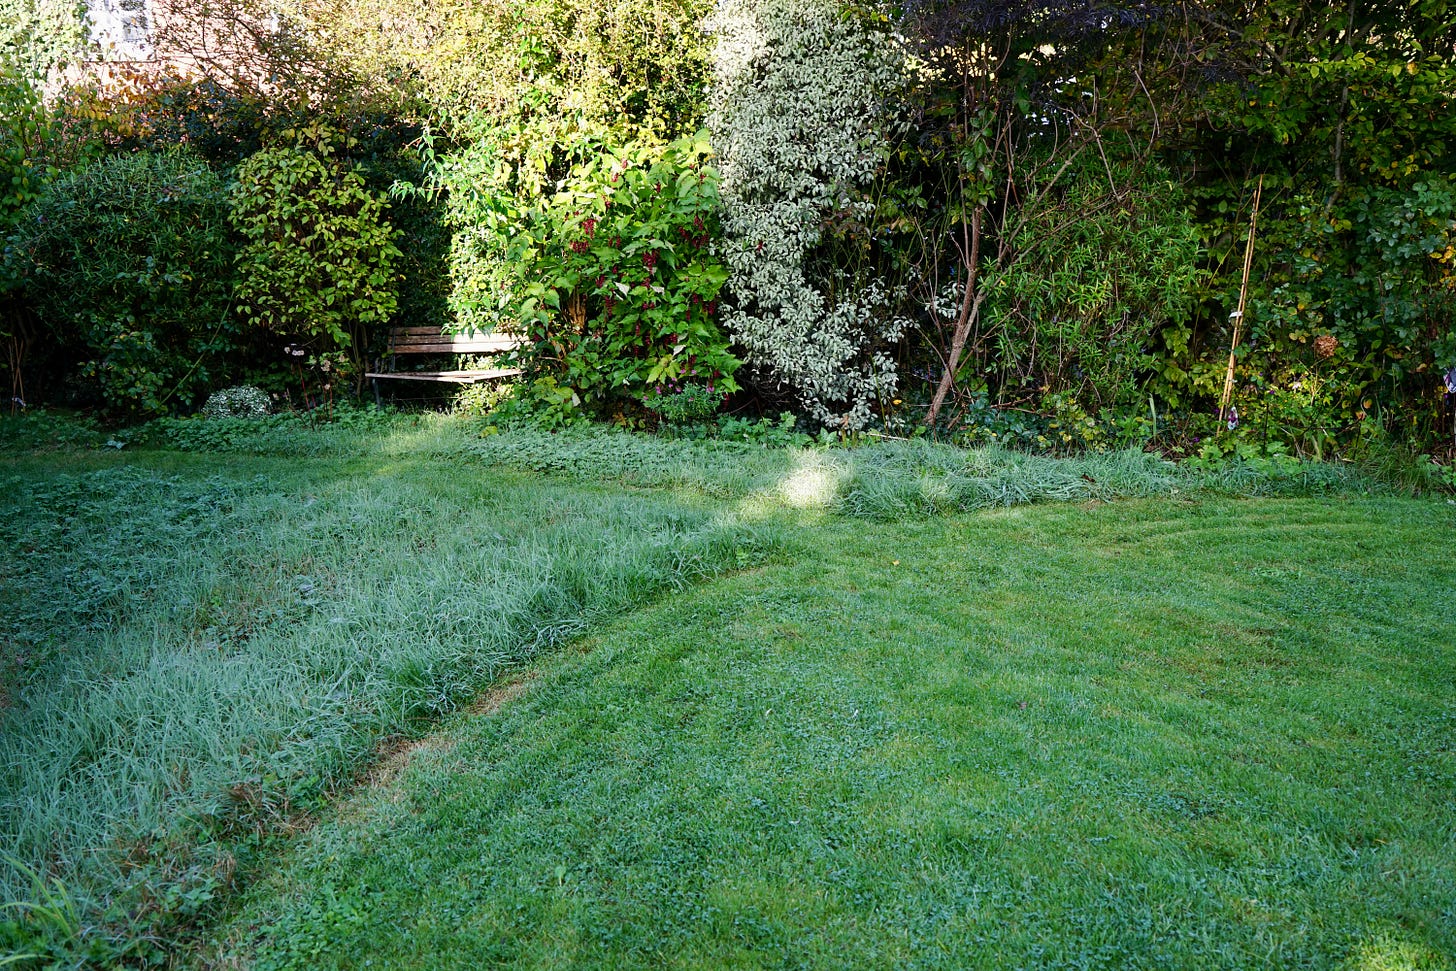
(5, 150, 235, 418)
(433, 131, 738, 426)
(201, 385, 271, 419)
(93, 74, 268, 167)
(363, 130, 452, 332)
(708, 0, 910, 430)
(1, 58, 46, 407)
(2, 60, 110, 410)
(517, 133, 737, 411)
(979, 157, 1204, 415)
(0, 0, 86, 75)
(0, 59, 48, 245)
(230, 124, 402, 384)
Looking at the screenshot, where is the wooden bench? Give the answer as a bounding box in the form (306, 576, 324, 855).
(366, 326, 525, 403)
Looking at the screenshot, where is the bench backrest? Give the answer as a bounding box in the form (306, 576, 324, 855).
(385, 327, 523, 356)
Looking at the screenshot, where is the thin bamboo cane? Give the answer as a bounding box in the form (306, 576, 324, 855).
(1219, 176, 1263, 424)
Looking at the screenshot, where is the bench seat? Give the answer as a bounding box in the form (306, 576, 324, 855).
(367, 327, 526, 400)
(364, 367, 522, 383)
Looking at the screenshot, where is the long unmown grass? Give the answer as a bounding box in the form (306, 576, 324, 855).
(447, 426, 1367, 512)
(0, 416, 775, 962)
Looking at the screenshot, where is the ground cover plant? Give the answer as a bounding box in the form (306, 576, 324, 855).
(217, 490, 1456, 969)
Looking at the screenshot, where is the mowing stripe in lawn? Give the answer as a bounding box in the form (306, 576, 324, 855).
(218, 496, 1455, 971)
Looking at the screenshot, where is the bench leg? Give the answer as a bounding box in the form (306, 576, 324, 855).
(372, 377, 382, 408)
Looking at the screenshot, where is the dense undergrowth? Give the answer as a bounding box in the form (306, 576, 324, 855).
(7, 1, 1456, 454)
(0, 410, 1449, 966)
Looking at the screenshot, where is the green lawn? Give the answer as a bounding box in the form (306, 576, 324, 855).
(2, 415, 1452, 969)
(219, 495, 1455, 970)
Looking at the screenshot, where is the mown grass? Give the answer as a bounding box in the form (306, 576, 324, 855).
(1, 411, 1450, 968)
(220, 495, 1456, 970)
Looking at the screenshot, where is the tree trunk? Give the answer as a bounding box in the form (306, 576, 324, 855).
(925, 208, 983, 426)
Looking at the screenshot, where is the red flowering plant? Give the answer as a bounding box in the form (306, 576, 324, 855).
(507, 131, 740, 421)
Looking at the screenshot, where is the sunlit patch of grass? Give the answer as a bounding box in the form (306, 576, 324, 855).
(773, 451, 848, 509)
(1344, 932, 1452, 971)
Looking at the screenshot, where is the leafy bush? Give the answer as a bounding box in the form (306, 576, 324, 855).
(329, 0, 712, 142)
(433, 131, 739, 423)
(361, 127, 453, 332)
(201, 385, 271, 419)
(979, 158, 1204, 413)
(395, 0, 716, 345)
(0, 59, 48, 245)
(231, 124, 402, 382)
(0, 0, 86, 75)
(708, 0, 910, 430)
(1164, 22, 1456, 452)
(5, 150, 235, 418)
(515, 134, 737, 407)
(86, 73, 268, 166)
(1, 59, 47, 407)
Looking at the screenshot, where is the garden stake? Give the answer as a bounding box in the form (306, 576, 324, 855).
(1219, 175, 1263, 425)
(6, 325, 29, 414)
